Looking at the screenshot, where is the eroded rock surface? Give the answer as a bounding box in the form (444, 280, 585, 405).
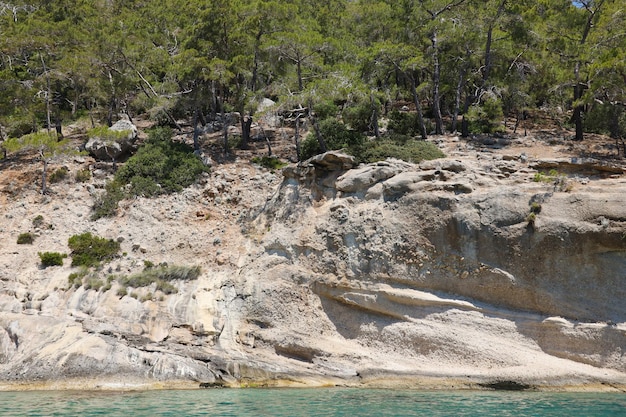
(1, 139, 625, 391)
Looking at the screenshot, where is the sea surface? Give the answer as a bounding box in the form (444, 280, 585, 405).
(0, 388, 625, 416)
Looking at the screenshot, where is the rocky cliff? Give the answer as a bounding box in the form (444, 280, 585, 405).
(1, 135, 625, 391)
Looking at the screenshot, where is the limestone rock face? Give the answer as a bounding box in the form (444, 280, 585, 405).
(85, 120, 138, 161)
(1, 146, 626, 391)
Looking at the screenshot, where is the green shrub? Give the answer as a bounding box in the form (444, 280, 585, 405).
(359, 139, 445, 164)
(91, 128, 208, 219)
(251, 156, 288, 170)
(117, 286, 128, 297)
(5, 117, 34, 138)
(156, 281, 178, 294)
(118, 265, 201, 295)
(530, 202, 542, 214)
(466, 98, 505, 134)
(87, 126, 131, 142)
(387, 110, 420, 136)
(75, 169, 91, 183)
(583, 102, 626, 138)
(17, 232, 35, 244)
(32, 215, 44, 228)
(299, 118, 365, 160)
(84, 276, 105, 290)
(68, 268, 89, 288)
(49, 167, 69, 183)
(342, 102, 372, 133)
(68, 232, 121, 267)
(91, 180, 125, 220)
(115, 127, 209, 197)
(300, 135, 323, 161)
(300, 119, 444, 164)
(39, 252, 67, 267)
(141, 292, 154, 302)
(313, 100, 338, 121)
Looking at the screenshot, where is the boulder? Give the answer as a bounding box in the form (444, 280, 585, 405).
(85, 120, 138, 161)
(336, 160, 412, 194)
(307, 151, 357, 171)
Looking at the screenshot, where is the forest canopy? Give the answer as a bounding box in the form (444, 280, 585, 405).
(0, 0, 624, 142)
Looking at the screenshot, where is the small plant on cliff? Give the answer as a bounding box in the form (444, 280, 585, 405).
(39, 251, 67, 267)
(91, 180, 125, 220)
(49, 166, 69, 183)
(68, 232, 121, 267)
(117, 286, 128, 297)
(75, 168, 91, 183)
(117, 265, 201, 296)
(91, 127, 208, 219)
(530, 202, 542, 214)
(17, 232, 35, 244)
(251, 156, 288, 170)
(32, 215, 44, 228)
(87, 125, 132, 142)
(68, 268, 89, 288)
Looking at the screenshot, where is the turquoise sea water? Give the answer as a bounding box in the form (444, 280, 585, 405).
(0, 388, 625, 417)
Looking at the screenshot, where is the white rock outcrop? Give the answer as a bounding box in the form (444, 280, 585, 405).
(1, 146, 625, 391)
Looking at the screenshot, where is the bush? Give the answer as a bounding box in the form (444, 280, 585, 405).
(300, 119, 366, 161)
(359, 139, 445, 164)
(251, 156, 288, 170)
(91, 128, 208, 219)
(39, 252, 67, 267)
(87, 126, 131, 142)
(118, 265, 201, 296)
(68, 268, 89, 288)
(313, 100, 338, 121)
(300, 119, 444, 164)
(68, 232, 121, 267)
(17, 232, 35, 244)
(466, 98, 505, 134)
(91, 180, 125, 220)
(5, 117, 34, 138)
(388, 110, 420, 136)
(32, 215, 44, 228)
(115, 127, 209, 197)
(75, 169, 91, 183)
(84, 276, 104, 291)
(300, 135, 323, 161)
(584, 103, 626, 139)
(49, 167, 69, 183)
(342, 102, 372, 133)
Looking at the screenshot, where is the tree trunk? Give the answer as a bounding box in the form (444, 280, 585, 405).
(297, 54, 303, 91)
(240, 114, 252, 150)
(572, 62, 584, 141)
(295, 115, 302, 161)
(40, 54, 51, 135)
(55, 116, 62, 139)
(461, 92, 474, 137)
(452, 63, 466, 134)
(223, 113, 229, 156)
(192, 108, 200, 153)
(41, 153, 48, 195)
(431, 31, 444, 135)
(371, 93, 380, 138)
(409, 77, 428, 140)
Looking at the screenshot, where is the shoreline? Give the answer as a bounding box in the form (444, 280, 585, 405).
(2, 376, 625, 393)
